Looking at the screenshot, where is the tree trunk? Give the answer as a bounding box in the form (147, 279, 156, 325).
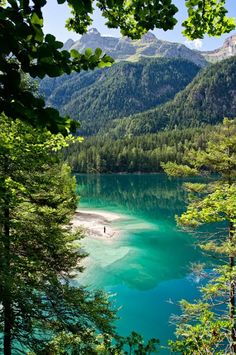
(3, 205, 12, 355)
(229, 221, 236, 354)
(3, 296, 12, 355)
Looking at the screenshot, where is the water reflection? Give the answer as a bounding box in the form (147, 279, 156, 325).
(75, 174, 206, 291)
(76, 173, 190, 218)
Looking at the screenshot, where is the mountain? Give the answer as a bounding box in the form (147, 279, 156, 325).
(201, 34, 236, 62)
(64, 28, 207, 67)
(39, 58, 201, 135)
(102, 57, 236, 137)
(63, 38, 75, 51)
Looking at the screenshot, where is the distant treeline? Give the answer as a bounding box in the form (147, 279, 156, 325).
(64, 126, 214, 173)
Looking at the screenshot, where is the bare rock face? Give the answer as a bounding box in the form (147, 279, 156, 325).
(114, 38, 136, 57)
(140, 31, 157, 43)
(63, 29, 236, 66)
(63, 38, 75, 51)
(71, 28, 119, 52)
(63, 28, 208, 67)
(201, 34, 236, 62)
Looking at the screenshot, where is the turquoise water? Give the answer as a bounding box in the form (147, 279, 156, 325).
(75, 174, 207, 353)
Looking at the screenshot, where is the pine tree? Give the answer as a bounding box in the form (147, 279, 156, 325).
(162, 118, 236, 354)
(0, 113, 116, 354)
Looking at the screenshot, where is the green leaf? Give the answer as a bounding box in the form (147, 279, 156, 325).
(85, 47, 92, 57)
(31, 12, 43, 27)
(95, 48, 102, 57)
(70, 49, 80, 58)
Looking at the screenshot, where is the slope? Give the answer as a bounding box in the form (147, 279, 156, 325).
(103, 57, 236, 137)
(201, 34, 236, 63)
(39, 58, 201, 135)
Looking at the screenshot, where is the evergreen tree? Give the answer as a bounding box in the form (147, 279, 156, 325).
(162, 118, 236, 353)
(0, 113, 116, 354)
(64, 125, 211, 173)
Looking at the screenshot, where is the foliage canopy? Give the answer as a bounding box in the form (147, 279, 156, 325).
(0, 0, 235, 133)
(0, 113, 118, 354)
(163, 118, 236, 353)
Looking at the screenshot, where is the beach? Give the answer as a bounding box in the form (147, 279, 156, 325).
(71, 208, 123, 240)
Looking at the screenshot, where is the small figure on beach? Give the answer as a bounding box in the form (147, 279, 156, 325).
(104, 226, 106, 233)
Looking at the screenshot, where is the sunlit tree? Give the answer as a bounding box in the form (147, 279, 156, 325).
(163, 118, 236, 353)
(0, 1, 235, 133)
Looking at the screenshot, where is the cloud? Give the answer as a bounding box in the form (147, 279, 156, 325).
(185, 39, 203, 50)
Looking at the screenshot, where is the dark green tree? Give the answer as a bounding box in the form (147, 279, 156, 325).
(64, 125, 210, 173)
(0, 113, 116, 354)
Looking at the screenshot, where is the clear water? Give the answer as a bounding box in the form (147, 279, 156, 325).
(75, 174, 207, 353)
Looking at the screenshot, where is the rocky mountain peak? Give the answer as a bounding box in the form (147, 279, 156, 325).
(64, 28, 208, 67)
(70, 28, 118, 52)
(140, 31, 157, 43)
(86, 28, 101, 37)
(80, 28, 101, 43)
(223, 34, 236, 54)
(63, 38, 75, 51)
(201, 33, 236, 62)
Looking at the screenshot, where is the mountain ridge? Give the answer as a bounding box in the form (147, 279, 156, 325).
(39, 58, 201, 135)
(63, 29, 236, 66)
(101, 56, 236, 137)
(63, 28, 207, 67)
(201, 34, 236, 62)
(40, 34, 236, 137)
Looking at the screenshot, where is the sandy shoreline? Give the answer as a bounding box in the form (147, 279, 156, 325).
(71, 208, 124, 240)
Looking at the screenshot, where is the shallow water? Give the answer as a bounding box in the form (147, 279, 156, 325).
(75, 174, 206, 352)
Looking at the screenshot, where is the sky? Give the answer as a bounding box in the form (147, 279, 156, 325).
(43, 0, 236, 51)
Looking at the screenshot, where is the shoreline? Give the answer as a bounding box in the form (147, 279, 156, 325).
(73, 172, 164, 175)
(71, 208, 125, 240)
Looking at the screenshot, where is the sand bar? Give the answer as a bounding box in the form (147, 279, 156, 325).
(71, 208, 125, 240)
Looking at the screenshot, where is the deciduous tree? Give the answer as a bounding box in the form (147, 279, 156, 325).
(0, 1, 235, 133)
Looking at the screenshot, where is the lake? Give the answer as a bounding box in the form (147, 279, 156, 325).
(75, 174, 207, 353)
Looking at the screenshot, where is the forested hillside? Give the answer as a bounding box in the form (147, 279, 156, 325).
(64, 125, 212, 173)
(103, 56, 236, 137)
(40, 58, 201, 135)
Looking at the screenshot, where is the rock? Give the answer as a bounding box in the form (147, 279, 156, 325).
(65, 28, 208, 67)
(63, 38, 75, 51)
(201, 34, 236, 62)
